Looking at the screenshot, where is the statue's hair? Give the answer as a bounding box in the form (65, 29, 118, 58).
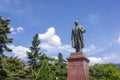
(75, 20, 79, 24)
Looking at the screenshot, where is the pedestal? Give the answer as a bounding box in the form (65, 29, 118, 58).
(67, 52, 90, 80)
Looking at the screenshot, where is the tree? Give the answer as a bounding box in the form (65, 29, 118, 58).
(0, 16, 13, 80)
(90, 63, 120, 80)
(27, 34, 41, 69)
(55, 53, 67, 80)
(2, 57, 26, 80)
(0, 16, 13, 56)
(36, 59, 52, 80)
(27, 33, 41, 79)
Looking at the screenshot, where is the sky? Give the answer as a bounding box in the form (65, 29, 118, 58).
(0, 0, 120, 65)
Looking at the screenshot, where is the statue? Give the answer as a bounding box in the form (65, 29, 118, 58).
(71, 20, 86, 52)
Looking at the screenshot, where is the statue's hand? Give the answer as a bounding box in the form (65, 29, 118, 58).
(80, 26, 85, 33)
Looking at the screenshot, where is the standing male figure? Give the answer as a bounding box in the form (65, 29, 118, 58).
(71, 20, 86, 52)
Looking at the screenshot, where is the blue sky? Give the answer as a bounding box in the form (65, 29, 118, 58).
(1, 0, 120, 65)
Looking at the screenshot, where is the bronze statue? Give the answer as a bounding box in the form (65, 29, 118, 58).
(71, 20, 86, 52)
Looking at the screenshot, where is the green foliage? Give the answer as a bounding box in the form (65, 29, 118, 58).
(36, 59, 52, 80)
(0, 16, 13, 55)
(1, 16, 120, 80)
(36, 53, 67, 80)
(2, 57, 26, 80)
(0, 16, 68, 80)
(90, 63, 120, 80)
(27, 34, 41, 70)
(0, 16, 13, 80)
(3, 57, 24, 73)
(0, 69, 8, 80)
(54, 53, 67, 80)
(27, 33, 42, 79)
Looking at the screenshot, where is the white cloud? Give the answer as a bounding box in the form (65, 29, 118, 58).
(8, 45, 30, 58)
(89, 53, 120, 65)
(118, 36, 120, 43)
(83, 45, 96, 53)
(103, 53, 120, 63)
(39, 27, 74, 54)
(83, 45, 104, 55)
(10, 27, 14, 32)
(51, 56, 58, 60)
(39, 27, 61, 47)
(16, 27, 24, 32)
(39, 27, 104, 56)
(89, 57, 103, 65)
(9, 26, 24, 34)
(9, 27, 16, 34)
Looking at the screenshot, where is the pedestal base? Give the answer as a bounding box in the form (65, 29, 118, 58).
(67, 52, 90, 80)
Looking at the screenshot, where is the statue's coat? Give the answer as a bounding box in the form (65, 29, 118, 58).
(71, 25, 85, 52)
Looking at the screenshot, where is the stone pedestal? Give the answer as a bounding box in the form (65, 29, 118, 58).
(67, 52, 90, 80)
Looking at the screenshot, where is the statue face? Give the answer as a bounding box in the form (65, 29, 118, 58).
(75, 22, 78, 25)
(74, 21, 79, 25)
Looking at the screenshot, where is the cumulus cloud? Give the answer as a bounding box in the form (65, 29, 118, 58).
(89, 53, 120, 65)
(39, 27, 74, 54)
(39, 27, 61, 47)
(16, 27, 24, 32)
(8, 45, 30, 58)
(88, 36, 120, 65)
(39, 27, 104, 56)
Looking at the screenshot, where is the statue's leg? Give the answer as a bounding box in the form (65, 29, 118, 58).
(80, 49, 82, 53)
(76, 41, 80, 52)
(79, 44, 82, 52)
(76, 48, 80, 52)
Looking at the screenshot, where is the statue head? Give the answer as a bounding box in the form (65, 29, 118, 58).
(74, 20, 79, 25)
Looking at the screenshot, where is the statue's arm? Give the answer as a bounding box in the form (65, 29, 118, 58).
(79, 26, 86, 33)
(83, 26, 86, 33)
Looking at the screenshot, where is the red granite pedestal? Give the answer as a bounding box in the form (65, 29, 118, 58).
(67, 52, 90, 80)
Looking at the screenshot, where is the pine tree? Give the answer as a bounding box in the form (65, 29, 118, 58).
(27, 34, 41, 70)
(0, 16, 13, 80)
(27, 33, 41, 79)
(0, 16, 13, 56)
(36, 59, 52, 80)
